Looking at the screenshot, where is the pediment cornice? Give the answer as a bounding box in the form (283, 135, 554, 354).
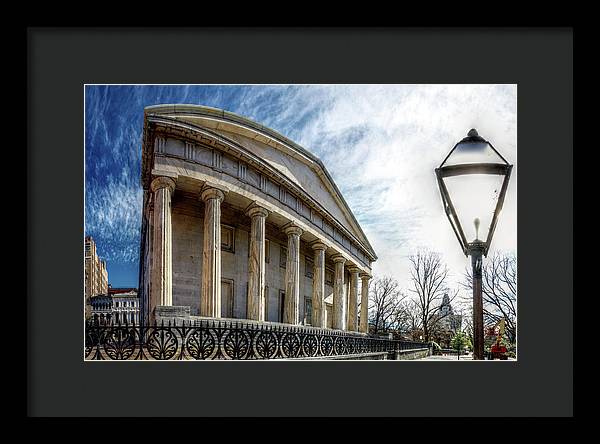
(142, 111, 377, 262)
(143, 105, 376, 261)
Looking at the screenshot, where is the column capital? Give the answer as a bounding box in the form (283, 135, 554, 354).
(310, 241, 328, 251)
(283, 223, 303, 237)
(348, 265, 361, 274)
(360, 272, 372, 281)
(150, 176, 176, 193)
(331, 254, 346, 264)
(200, 187, 226, 203)
(246, 203, 270, 219)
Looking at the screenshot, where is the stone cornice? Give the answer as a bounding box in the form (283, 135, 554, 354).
(143, 106, 377, 261)
(143, 115, 377, 264)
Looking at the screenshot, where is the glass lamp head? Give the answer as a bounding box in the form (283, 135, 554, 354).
(435, 129, 513, 256)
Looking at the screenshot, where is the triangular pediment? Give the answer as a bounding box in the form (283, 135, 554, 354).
(144, 105, 377, 260)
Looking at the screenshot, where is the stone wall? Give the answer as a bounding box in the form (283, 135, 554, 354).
(170, 194, 336, 323)
(395, 348, 431, 360)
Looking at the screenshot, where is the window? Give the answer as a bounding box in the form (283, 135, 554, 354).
(305, 256, 314, 278)
(304, 297, 312, 326)
(278, 290, 285, 323)
(221, 225, 235, 253)
(221, 279, 234, 318)
(265, 239, 270, 263)
(325, 268, 334, 286)
(280, 246, 287, 268)
(264, 286, 270, 321)
(325, 303, 333, 329)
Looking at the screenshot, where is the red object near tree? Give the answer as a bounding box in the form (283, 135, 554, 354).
(490, 343, 507, 360)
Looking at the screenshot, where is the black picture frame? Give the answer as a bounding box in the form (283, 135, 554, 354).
(27, 27, 573, 417)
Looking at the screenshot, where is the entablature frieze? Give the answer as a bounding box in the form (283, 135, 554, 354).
(144, 118, 375, 268)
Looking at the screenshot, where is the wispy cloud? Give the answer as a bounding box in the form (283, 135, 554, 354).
(226, 85, 517, 289)
(85, 84, 516, 291)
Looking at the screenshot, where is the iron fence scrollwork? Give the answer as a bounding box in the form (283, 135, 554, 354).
(84, 319, 430, 360)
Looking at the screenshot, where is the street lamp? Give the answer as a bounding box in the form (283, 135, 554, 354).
(435, 129, 512, 360)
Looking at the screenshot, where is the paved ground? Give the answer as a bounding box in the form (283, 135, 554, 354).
(416, 353, 517, 361)
(417, 354, 473, 361)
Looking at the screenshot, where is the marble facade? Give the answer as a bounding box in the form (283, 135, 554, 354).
(138, 105, 377, 333)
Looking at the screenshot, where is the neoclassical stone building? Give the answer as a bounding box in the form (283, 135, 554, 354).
(90, 289, 140, 325)
(138, 105, 377, 333)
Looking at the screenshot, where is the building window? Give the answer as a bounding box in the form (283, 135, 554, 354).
(264, 286, 269, 321)
(278, 290, 285, 323)
(305, 256, 314, 278)
(304, 297, 312, 326)
(325, 303, 333, 328)
(280, 246, 287, 269)
(265, 239, 270, 263)
(221, 225, 235, 253)
(221, 279, 234, 318)
(325, 268, 334, 286)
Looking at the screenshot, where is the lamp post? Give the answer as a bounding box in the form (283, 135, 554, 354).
(435, 129, 512, 360)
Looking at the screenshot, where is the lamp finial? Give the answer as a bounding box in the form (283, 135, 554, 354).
(468, 128, 479, 138)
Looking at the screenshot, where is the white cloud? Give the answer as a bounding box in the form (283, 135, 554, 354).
(250, 85, 517, 292)
(85, 84, 516, 293)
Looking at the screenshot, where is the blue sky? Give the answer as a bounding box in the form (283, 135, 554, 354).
(85, 84, 517, 295)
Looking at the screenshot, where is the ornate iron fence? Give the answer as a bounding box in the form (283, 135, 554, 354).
(84, 320, 429, 360)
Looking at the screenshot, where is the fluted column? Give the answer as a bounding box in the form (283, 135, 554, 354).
(311, 241, 327, 328)
(283, 224, 303, 325)
(360, 273, 371, 334)
(332, 255, 347, 330)
(246, 204, 269, 321)
(200, 187, 226, 317)
(347, 266, 360, 331)
(150, 176, 176, 319)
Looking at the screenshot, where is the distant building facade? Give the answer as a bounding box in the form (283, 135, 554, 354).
(138, 105, 377, 332)
(84, 236, 108, 318)
(90, 289, 140, 324)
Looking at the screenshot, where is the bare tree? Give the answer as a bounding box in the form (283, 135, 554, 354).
(396, 298, 424, 340)
(368, 276, 405, 334)
(462, 251, 517, 343)
(456, 302, 473, 339)
(408, 250, 456, 342)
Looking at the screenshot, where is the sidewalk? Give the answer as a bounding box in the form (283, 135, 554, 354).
(418, 354, 473, 361)
(417, 353, 516, 361)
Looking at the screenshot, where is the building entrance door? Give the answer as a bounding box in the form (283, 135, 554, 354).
(221, 279, 234, 318)
(325, 303, 333, 329)
(278, 290, 285, 323)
